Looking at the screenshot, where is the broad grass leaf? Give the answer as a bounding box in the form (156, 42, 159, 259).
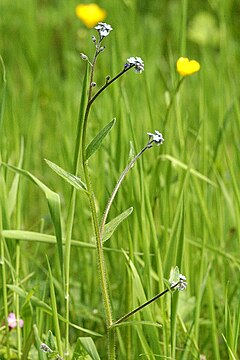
(85, 118, 116, 160)
(1, 163, 64, 278)
(2, 229, 95, 250)
(45, 159, 87, 192)
(71, 337, 101, 360)
(102, 207, 133, 243)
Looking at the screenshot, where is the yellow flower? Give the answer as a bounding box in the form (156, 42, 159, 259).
(176, 57, 200, 76)
(75, 3, 107, 28)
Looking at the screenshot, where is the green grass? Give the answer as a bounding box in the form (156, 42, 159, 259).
(1, 0, 240, 359)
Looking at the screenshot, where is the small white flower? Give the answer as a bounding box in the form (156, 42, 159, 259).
(177, 274, 188, 291)
(169, 266, 187, 291)
(147, 130, 164, 145)
(95, 22, 112, 37)
(126, 56, 144, 73)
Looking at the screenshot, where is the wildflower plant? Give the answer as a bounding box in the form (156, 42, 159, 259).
(7, 312, 24, 330)
(43, 22, 188, 359)
(2, 2, 239, 359)
(163, 56, 200, 126)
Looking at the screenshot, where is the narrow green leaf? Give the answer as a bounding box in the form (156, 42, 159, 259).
(102, 207, 133, 243)
(46, 258, 63, 357)
(73, 63, 89, 172)
(159, 154, 217, 187)
(0, 55, 7, 131)
(7, 139, 24, 216)
(45, 159, 87, 192)
(72, 337, 101, 360)
(2, 229, 95, 250)
(222, 334, 238, 360)
(86, 118, 116, 160)
(1, 163, 64, 278)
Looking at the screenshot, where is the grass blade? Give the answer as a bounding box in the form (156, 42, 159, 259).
(46, 257, 63, 357)
(1, 163, 64, 279)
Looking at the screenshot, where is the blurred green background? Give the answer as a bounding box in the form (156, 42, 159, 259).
(1, 0, 240, 359)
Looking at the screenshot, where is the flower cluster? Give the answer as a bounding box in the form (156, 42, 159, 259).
(125, 57, 144, 74)
(169, 267, 187, 291)
(95, 22, 112, 38)
(147, 130, 164, 145)
(75, 3, 106, 28)
(175, 274, 188, 291)
(176, 57, 200, 76)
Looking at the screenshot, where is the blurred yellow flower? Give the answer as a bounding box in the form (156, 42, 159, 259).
(176, 57, 200, 76)
(75, 3, 107, 28)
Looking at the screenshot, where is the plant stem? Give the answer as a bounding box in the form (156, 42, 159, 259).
(111, 282, 180, 327)
(89, 66, 132, 107)
(0, 227, 10, 359)
(84, 161, 113, 325)
(16, 241, 21, 358)
(108, 327, 116, 360)
(163, 77, 185, 128)
(64, 189, 77, 358)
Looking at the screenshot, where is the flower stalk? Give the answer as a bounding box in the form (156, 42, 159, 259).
(100, 131, 164, 238)
(111, 279, 186, 327)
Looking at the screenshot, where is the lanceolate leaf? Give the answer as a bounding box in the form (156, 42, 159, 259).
(45, 159, 87, 192)
(102, 207, 133, 243)
(85, 118, 116, 160)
